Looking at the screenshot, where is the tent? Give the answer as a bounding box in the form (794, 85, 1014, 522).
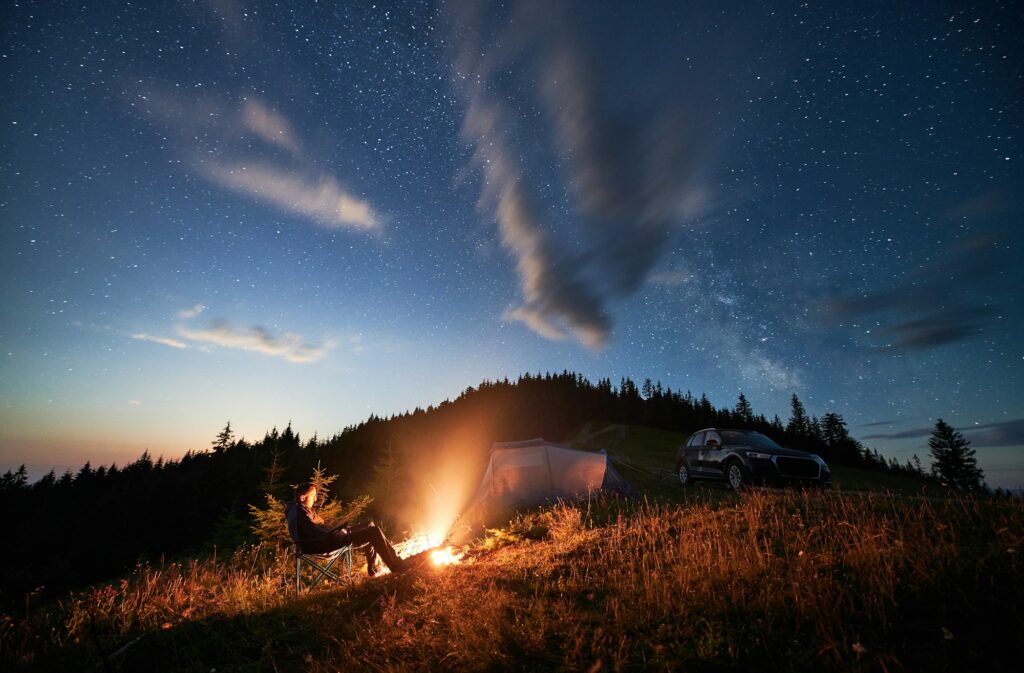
(471, 438, 633, 510)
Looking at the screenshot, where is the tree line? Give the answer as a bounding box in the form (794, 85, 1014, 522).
(0, 371, 986, 605)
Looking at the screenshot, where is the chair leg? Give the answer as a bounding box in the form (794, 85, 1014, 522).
(301, 553, 343, 590)
(295, 546, 355, 592)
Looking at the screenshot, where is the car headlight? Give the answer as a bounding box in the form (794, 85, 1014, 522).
(746, 451, 772, 460)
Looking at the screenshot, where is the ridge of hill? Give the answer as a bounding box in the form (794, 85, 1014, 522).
(1, 373, 935, 605)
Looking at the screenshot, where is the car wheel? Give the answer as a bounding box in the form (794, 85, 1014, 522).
(677, 462, 690, 488)
(725, 461, 745, 491)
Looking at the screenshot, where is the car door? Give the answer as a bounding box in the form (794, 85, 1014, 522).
(686, 431, 705, 473)
(703, 431, 725, 475)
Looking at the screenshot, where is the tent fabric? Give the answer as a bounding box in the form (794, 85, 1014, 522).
(472, 438, 633, 510)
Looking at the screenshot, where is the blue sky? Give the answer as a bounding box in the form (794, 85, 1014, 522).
(2, 0, 1021, 487)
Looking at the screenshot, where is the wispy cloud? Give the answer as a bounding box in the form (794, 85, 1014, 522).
(459, 86, 611, 348)
(176, 320, 334, 363)
(241, 98, 301, 156)
(131, 333, 188, 350)
(447, 1, 722, 348)
(135, 88, 380, 233)
(177, 304, 207, 319)
(203, 162, 377, 231)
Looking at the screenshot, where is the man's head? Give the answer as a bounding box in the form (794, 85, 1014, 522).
(295, 482, 317, 508)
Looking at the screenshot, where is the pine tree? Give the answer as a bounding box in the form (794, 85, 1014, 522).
(734, 391, 754, 425)
(821, 413, 849, 448)
(208, 504, 252, 549)
(808, 416, 822, 443)
(787, 393, 809, 436)
(928, 419, 985, 492)
(641, 378, 654, 400)
(212, 421, 235, 452)
(259, 440, 289, 499)
(249, 462, 372, 544)
(0, 464, 28, 490)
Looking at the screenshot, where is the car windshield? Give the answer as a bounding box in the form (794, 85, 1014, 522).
(721, 431, 783, 449)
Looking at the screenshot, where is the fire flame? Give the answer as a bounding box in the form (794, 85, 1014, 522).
(377, 532, 463, 575)
(429, 546, 464, 566)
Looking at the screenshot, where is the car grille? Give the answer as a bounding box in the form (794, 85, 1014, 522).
(774, 457, 820, 479)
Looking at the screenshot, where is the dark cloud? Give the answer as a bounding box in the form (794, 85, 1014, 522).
(964, 420, 1024, 448)
(879, 306, 993, 351)
(447, 0, 731, 347)
(862, 427, 934, 441)
(859, 418, 919, 428)
(863, 419, 1024, 447)
(823, 232, 1008, 352)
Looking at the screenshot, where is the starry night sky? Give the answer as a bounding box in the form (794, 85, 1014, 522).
(2, 1, 1022, 487)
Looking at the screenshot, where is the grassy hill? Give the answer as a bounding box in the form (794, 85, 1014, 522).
(5, 425, 1021, 671)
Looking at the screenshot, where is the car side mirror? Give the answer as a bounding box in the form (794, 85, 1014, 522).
(706, 438, 719, 447)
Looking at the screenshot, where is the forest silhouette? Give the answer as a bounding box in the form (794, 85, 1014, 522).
(1, 371, 929, 605)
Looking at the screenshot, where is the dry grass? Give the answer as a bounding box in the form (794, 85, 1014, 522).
(1, 544, 297, 670)
(4, 490, 1023, 672)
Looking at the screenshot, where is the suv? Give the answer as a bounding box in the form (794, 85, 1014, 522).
(676, 428, 831, 490)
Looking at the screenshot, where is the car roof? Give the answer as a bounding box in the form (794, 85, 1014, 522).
(692, 428, 752, 434)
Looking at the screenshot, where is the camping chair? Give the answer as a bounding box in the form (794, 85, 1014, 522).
(294, 544, 354, 593)
(285, 502, 357, 593)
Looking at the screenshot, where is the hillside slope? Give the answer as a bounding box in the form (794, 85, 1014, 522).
(10, 488, 1023, 672)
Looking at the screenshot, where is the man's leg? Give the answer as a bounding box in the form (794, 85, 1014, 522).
(343, 521, 404, 574)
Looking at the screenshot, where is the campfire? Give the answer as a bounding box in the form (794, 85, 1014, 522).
(380, 532, 465, 575)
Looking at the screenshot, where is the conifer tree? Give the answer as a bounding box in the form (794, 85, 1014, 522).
(821, 413, 849, 448)
(249, 462, 372, 545)
(928, 419, 986, 492)
(0, 464, 28, 490)
(641, 378, 654, 400)
(212, 421, 235, 452)
(809, 416, 824, 443)
(733, 391, 752, 425)
(787, 393, 809, 436)
(259, 440, 289, 499)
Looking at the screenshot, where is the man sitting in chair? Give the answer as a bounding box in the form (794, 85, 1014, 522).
(289, 482, 407, 576)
